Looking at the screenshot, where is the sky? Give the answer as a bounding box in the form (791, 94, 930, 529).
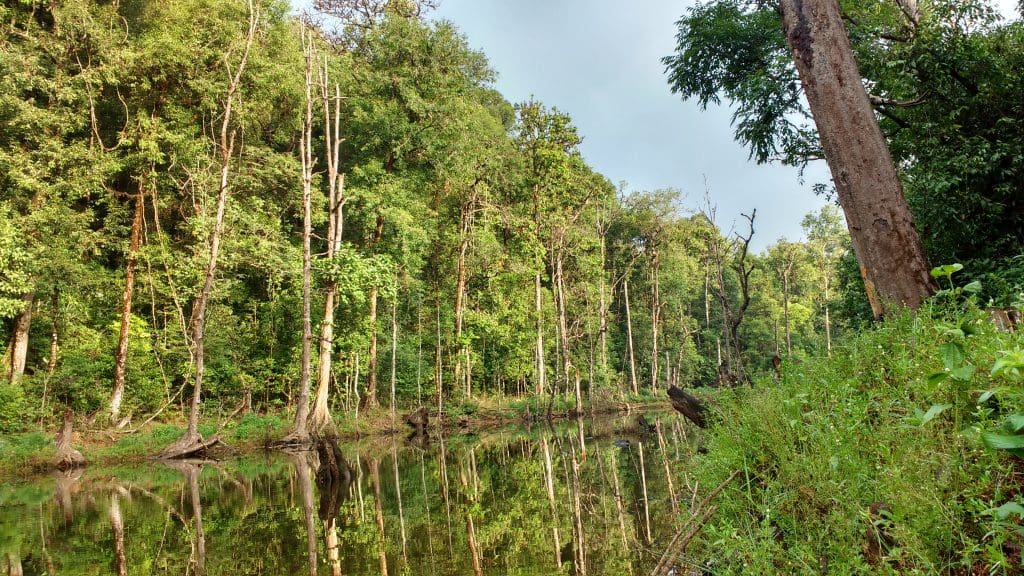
(294, 0, 1021, 250)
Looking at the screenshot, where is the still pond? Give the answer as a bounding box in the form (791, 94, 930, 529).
(1, 412, 702, 575)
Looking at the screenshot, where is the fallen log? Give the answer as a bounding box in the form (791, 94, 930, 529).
(667, 386, 707, 428)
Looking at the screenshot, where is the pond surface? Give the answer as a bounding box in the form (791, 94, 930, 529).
(1, 412, 701, 575)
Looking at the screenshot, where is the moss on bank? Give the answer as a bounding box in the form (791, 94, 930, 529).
(682, 305, 1024, 574)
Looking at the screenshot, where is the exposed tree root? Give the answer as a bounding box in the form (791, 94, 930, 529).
(157, 431, 223, 460)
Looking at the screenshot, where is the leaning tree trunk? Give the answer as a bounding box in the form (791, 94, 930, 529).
(161, 1, 258, 459)
(779, 0, 935, 316)
(111, 188, 144, 421)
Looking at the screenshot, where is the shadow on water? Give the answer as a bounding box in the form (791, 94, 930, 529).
(0, 411, 705, 575)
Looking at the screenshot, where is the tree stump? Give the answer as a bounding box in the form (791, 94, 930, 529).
(55, 409, 86, 471)
(404, 407, 429, 436)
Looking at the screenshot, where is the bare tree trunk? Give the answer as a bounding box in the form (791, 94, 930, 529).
(4, 293, 33, 385)
(824, 272, 833, 357)
(310, 70, 345, 438)
(285, 26, 316, 445)
(650, 250, 661, 395)
(454, 200, 470, 398)
(162, 1, 258, 458)
(534, 272, 546, 397)
(111, 189, 144, 420)
(55, 408, 85, 470)
(782, 263, 792, 356)
(780, 0, 934, 316)
(553, 248, 575, 408)
(363, 285, 380, 409)
(623, 278, 638, 395)
(390, 298, 398, 418)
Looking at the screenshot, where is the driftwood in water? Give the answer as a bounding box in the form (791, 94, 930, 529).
(55, 409, 86, 470)
(405, 407, 429, 435)
(667, 386, 707, 428)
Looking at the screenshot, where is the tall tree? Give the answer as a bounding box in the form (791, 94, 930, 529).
(777, 0, 934, 316)
(161, 0, 260, 459)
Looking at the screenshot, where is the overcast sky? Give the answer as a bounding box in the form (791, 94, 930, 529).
(294, 0, 1020, 250)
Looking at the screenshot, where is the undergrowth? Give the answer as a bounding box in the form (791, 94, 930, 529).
(686, 299, 1024, 574)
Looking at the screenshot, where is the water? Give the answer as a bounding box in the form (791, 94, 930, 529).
(0, 412, 701, 575)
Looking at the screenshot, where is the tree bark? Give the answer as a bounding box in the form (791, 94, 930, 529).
(111, 189, 144, 421)
(779, 0, 935, 316)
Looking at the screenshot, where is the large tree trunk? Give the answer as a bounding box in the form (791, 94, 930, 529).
(780, 0, 935, 316)
(4, 293, 34, 385)
(161, 1, 258, 459)
(111, 187, 144, 421)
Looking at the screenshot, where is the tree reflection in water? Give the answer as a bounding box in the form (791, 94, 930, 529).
(3, 412, 699, 575)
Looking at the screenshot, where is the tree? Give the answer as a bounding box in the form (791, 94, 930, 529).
(777, 0, 935, 316)
(161, 0, 260, 459)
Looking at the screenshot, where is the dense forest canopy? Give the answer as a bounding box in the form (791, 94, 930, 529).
(0, 0, 1020, 437)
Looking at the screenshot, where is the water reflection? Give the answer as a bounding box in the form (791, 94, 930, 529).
(0, 412, 701, 575)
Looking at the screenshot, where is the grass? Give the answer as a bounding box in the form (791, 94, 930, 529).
(681, 305, 1024, 574)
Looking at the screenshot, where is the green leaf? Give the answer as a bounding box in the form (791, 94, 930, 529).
(992, 502, 1024, 520)
(939, 342, 964, 371)
(951, 365, 976, 381)
(920, 404, 952, 426)
(927, 372, 949, 386)
(981, 431, 1024, 452)
(963, 280, 982, 294)
(930, 263, 963, 279)
(1005, 414, 1024, 433)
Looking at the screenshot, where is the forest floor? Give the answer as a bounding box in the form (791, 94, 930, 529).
(0, 393, 671, 480)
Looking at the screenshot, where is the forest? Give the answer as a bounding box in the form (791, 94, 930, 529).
(0, 0, 873, 444)
(1, 0, 1024, 572)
